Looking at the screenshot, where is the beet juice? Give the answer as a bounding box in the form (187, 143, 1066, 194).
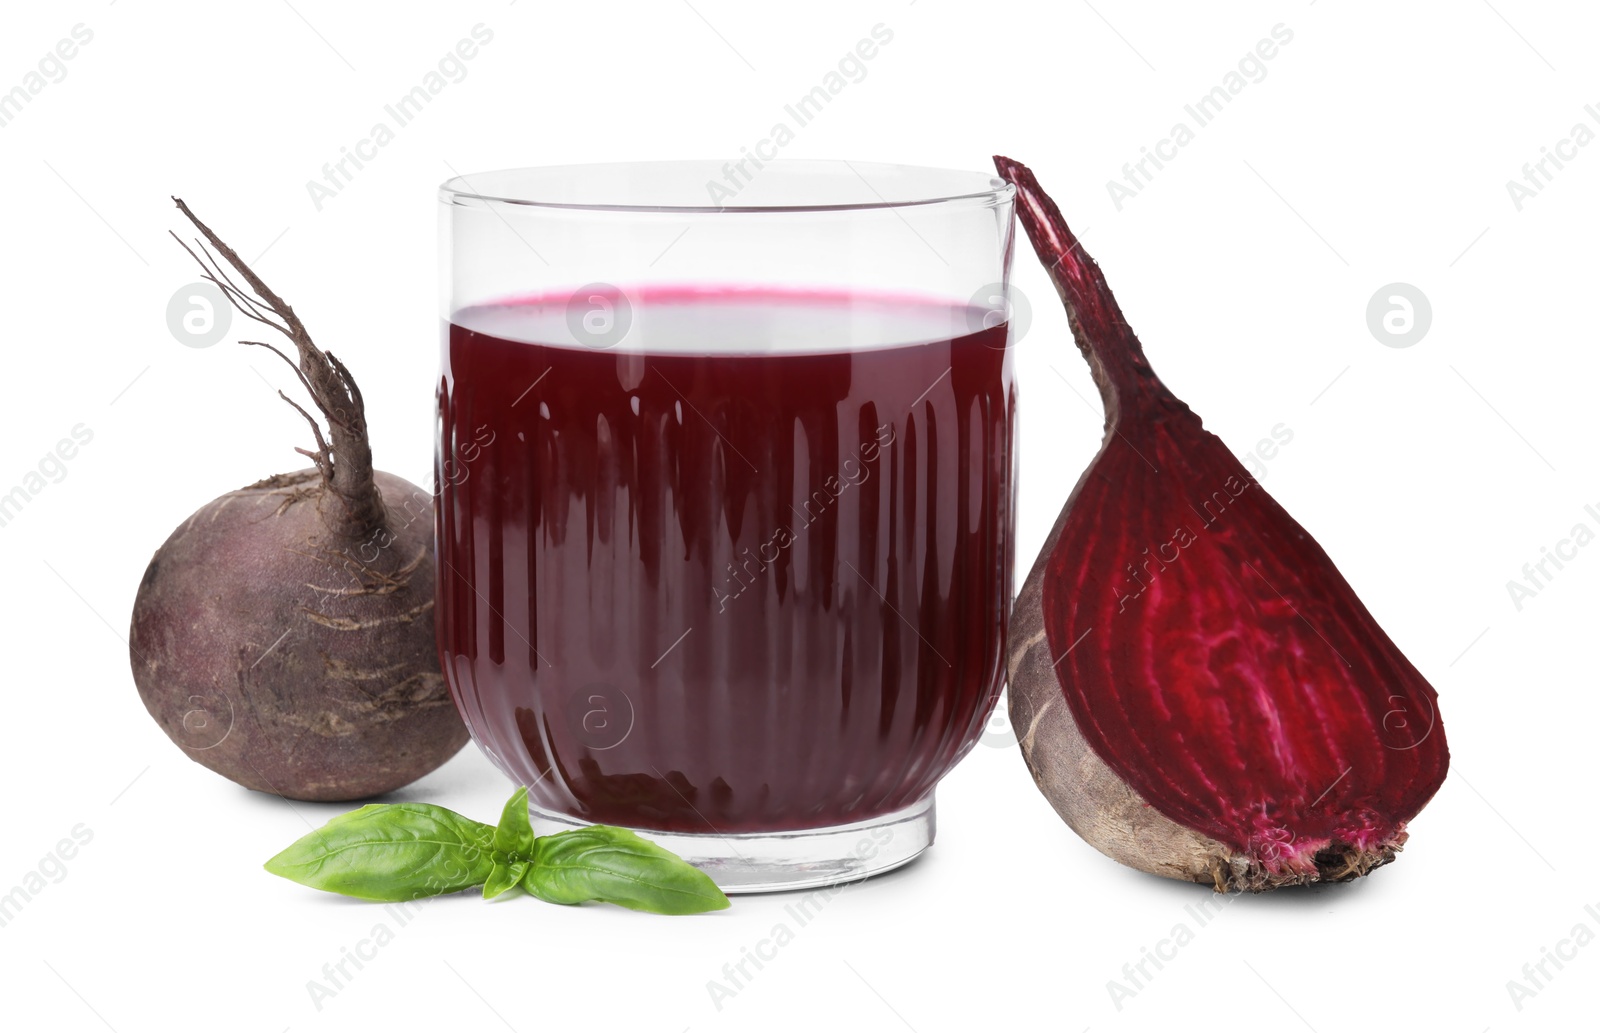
(436, 288, 1014, 836)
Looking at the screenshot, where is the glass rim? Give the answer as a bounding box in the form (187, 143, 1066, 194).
(439, 159, 1014, 215)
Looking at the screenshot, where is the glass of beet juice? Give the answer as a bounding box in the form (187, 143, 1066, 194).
(436, 161, 1017, 891)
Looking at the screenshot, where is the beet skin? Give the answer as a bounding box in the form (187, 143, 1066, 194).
(131, 468, 466, 801)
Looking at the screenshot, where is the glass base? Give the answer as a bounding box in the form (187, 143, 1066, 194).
(528, 795, 935, 894)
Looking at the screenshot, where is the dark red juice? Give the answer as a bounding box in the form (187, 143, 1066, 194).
(437, 288, 1015, 833)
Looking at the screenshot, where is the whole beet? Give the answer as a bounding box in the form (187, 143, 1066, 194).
(129, 200, 467, 801)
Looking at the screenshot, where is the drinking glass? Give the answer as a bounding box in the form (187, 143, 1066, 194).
(437, 160, 1017, 890)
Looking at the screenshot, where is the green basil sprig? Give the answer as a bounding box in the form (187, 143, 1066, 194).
(265, 787, 729, 915)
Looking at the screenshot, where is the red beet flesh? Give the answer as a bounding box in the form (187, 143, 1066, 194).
(997, 156, 1448, 888)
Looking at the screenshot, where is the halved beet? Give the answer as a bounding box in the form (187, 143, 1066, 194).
(997, 156, 1448, 891)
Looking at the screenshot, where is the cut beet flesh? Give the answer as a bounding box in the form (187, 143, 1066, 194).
(997, 155, 1448, 890)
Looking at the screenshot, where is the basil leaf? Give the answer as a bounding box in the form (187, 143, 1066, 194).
(483, 788, 535, 898)
(493, 786, 536, 858)
(524, 827, 730, 915)
(264, 803, 495, 902)
(483, 860, 529, 900)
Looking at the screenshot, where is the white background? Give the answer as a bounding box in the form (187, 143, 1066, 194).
(2, 1, 1595, 1030)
